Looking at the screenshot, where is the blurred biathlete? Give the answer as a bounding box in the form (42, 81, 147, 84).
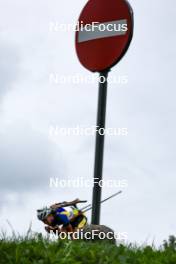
(37, 199, 87, 236)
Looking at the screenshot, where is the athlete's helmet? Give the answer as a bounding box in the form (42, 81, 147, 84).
(37, 207, 52, 221)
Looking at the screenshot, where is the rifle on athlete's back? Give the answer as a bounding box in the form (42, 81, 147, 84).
(50, 199, 87, 210)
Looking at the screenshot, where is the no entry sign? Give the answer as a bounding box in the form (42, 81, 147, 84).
(75, 0, 133, 72)
(75, 0, 134, 225)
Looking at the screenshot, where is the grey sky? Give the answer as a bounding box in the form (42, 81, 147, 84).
(0, 122, 66, 192)
(0, 42, 20, 102)
(0, 0, 176, 245)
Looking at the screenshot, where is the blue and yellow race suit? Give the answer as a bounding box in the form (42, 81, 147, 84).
(52, 207, 87, 229)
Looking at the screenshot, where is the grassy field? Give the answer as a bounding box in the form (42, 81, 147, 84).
(0, 235, 176, 264)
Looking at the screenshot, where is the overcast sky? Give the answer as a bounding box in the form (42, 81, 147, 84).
(0, 0, 176, 245)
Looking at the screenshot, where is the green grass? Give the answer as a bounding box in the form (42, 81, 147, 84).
(0, 235, 176, 264)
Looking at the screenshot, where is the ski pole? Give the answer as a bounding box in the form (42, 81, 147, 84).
(81, 190, 122, 213)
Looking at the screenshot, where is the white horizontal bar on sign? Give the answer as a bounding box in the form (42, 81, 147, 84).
(78, 19, 127, 43)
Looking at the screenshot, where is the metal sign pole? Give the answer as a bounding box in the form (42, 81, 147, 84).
(91, 70, 109, 225)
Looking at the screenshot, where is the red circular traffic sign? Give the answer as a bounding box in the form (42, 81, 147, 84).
(75, 0, 133, 72)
